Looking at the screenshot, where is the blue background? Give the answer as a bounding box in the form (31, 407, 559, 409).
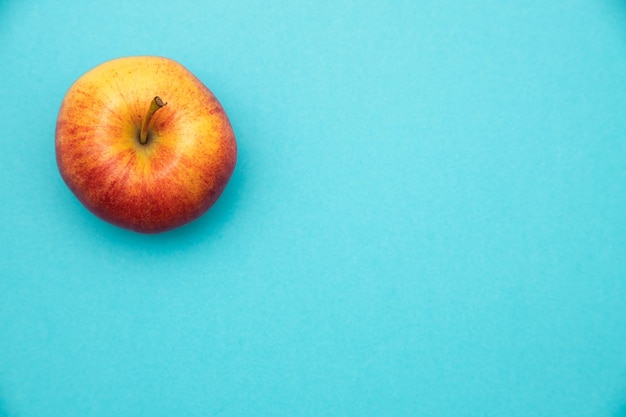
(1, 1, 626, 416)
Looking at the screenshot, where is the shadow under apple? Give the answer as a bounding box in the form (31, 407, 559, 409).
(55, 152, 246, 258)
(100, 164, 245, 248)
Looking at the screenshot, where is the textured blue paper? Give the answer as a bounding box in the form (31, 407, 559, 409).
(1, 1, 626, 416)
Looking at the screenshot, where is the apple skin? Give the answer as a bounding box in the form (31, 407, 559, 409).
(56, 56, 237, 234)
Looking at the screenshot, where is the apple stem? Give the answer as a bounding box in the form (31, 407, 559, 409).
(139, 96, 167, 145)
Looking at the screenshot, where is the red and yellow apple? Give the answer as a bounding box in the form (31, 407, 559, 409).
(55, 56, 237, 233)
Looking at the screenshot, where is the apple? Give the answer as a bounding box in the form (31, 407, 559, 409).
(55, 56, 237, 233)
